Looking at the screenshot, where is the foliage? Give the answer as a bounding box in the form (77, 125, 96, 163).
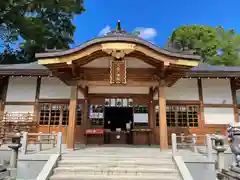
(168, 25, 240, 66)
(0, 0, 85, 64)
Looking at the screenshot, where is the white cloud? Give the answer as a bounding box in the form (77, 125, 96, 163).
(134, 27, 157, 40)
(98, 25, 111, 36)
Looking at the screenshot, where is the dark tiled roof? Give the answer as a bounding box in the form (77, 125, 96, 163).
(191, 63, 240, 72)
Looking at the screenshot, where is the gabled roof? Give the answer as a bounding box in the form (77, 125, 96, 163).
(35, 21, 201, 61)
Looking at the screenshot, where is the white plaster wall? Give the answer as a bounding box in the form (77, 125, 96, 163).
(82, 57, 154, 68)
(202, 79, 232, 104)
(204, 107, 234, 124)
(6, 77, 37, 102)
(89, 86, 149, 94)
(4, 105, 34, 113)
(153, 79, 199, 100)
(39, 77, 71, 99)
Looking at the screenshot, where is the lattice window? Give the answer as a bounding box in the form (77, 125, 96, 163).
(39, 103, 69, 126)
(50, 104, 60, 126)
(155, 104, 199, 127)
(62, 104, 69, 126)
(166, 105, 176, 127)
(76, 104, 82, 126)
(39, 104, 50, 125)
(89, 104, 104, 126)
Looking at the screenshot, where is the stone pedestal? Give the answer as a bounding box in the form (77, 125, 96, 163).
(8, 144, 21, 168)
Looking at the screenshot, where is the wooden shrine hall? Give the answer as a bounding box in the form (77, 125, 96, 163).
(36, 21, 201, 150)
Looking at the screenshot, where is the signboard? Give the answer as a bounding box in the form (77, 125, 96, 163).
(110, 60, 126, 84)
(85, 128, 104, 135)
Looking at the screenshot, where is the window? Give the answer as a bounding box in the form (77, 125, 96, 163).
(39, 104, 50, 125)
(155, 105, 199, 127)
(50, 104, 60, 126)
(89, 104, 104, 126)
(134, 104, 148, 128)
(39, 103, 82, 126)
(62, 104, 69, 126)
(76, 104, 82, 126)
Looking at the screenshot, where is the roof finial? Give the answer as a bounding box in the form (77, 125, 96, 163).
(117, 20, 121, 30)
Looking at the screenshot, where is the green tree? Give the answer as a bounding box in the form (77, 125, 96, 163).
(0, 0, 85, 64)
(209, 27, 240, 66)
(168, 25, 240, 66)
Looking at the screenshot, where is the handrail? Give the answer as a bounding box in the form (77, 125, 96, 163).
(36, 154, 60, 180)
(173, 156, 194, 180)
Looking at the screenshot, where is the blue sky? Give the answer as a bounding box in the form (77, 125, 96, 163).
(72, 0, 240, 47)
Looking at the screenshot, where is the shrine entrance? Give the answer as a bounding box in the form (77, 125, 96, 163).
(104, 107, 133, 132)
(103, 98, 134, 144)
(36, 21, 201, 150)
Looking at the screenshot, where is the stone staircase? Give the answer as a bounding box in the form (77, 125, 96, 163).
(49, 147, 182, 180)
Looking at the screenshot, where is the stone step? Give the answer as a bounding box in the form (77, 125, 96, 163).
(62, 153, 172, 158)
(54, 166, 178, 174)
(50, 173, 180, 180)
(58, 162, 175, 169)
(61, 156, 172, 161)
(58, 159, 175, 166)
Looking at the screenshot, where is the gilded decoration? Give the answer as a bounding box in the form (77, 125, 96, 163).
(110, 59, 127, 84)
(101, 43, 135, 59)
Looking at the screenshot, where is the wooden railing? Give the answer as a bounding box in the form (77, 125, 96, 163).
(0, 112, 37, 144)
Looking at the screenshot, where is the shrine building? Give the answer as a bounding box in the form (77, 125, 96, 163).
(1, 22, 240, 150)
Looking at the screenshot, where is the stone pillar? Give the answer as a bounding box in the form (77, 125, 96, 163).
(158, 80, 168, 149)
(206, 134, 213, 162)
(57, 132, 62, 154)
(66, 86, 78, 150)
(171, 133, 177, 157)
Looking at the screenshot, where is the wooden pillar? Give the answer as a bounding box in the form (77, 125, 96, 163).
(148, 87, 154, 144)
(158, 80, 168, 149)
(67, 86, 78, 150)
(197, 78, 205, 129)
(34, 77, 41, 124)
(231, 78, 238, 122)
(83, 86, 89, 144)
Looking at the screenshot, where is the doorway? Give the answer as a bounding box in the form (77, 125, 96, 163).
(104, 107, 133, 131)
(104, 107, 133, 144)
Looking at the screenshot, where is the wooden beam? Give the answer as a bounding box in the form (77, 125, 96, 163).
(74, 80, 159, 87)
(67, 62, 78, 77)
(66, 86, 78, 150)
(158, 80, 168, 150)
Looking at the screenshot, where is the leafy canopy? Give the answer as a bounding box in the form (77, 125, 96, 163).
(0, 0, 85, 64)
(168, 25, 240, 66)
